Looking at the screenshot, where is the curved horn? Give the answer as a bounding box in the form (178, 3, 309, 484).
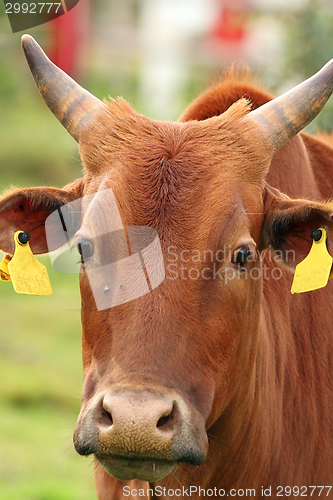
(247, 59, 333, 151)
(21, 34, 106, 142)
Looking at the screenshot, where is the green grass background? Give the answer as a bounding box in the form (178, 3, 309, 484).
(0, 260, 97, 500)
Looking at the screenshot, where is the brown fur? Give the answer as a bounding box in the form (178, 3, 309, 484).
(179, 67, 274, 121)
(2, 69, 333, 500)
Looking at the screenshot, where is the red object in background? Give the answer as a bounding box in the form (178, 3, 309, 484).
(47, 0, 91, 78)
(214, 7, 246, 43)
(211, 0, 249, 47)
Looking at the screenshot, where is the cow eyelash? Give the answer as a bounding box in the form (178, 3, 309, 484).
(77, 239, 94, 263)
(232, 246, 252, 268)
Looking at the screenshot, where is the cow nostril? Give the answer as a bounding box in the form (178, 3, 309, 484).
(157, 414, 171, 428)
(99, 409, 113, 427)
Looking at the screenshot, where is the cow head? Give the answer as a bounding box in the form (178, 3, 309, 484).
(1, 35, 333, 483)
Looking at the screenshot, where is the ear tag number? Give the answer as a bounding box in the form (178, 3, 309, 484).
(7, 231, 53, 296)
(0, 254, 12, 282)
(291, 228, 333, 294)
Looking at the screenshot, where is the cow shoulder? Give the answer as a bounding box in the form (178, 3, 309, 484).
(179, 67, 273, 122)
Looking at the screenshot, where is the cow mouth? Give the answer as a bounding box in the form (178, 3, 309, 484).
(96, 455, 177, 482)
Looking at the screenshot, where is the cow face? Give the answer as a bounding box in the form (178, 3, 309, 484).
(2, 103, 333, 482)
(71, 100, 271, 481)
(1, 36, 333, 483)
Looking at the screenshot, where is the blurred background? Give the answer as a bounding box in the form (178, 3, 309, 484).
(1, 0, 333, 498)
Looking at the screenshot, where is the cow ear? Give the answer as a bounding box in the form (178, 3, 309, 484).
(0, 178, 84, 255)
(260, 185, 333, 269)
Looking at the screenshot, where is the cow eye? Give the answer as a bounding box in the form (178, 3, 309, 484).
(77, 239, 94, 262)
(233, 246, 252, 267)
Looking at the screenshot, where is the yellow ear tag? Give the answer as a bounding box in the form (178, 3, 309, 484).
(291, 228, 333, 294)
(0, 254, 12, 282)
(7, 231, 53, 296)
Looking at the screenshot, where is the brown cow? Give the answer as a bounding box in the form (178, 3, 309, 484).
(1, 35, 333, 499)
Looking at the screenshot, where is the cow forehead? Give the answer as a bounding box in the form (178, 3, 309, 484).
(76, 100, 267, 249)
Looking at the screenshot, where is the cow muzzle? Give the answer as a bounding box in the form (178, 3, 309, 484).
(73, 388, 208, 482)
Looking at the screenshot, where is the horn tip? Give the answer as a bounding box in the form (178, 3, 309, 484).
(21, 34, 36, 50)
(21, 34, 40, 60)
(21, 34, 47, 62)
(21, 34, 51, 76)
